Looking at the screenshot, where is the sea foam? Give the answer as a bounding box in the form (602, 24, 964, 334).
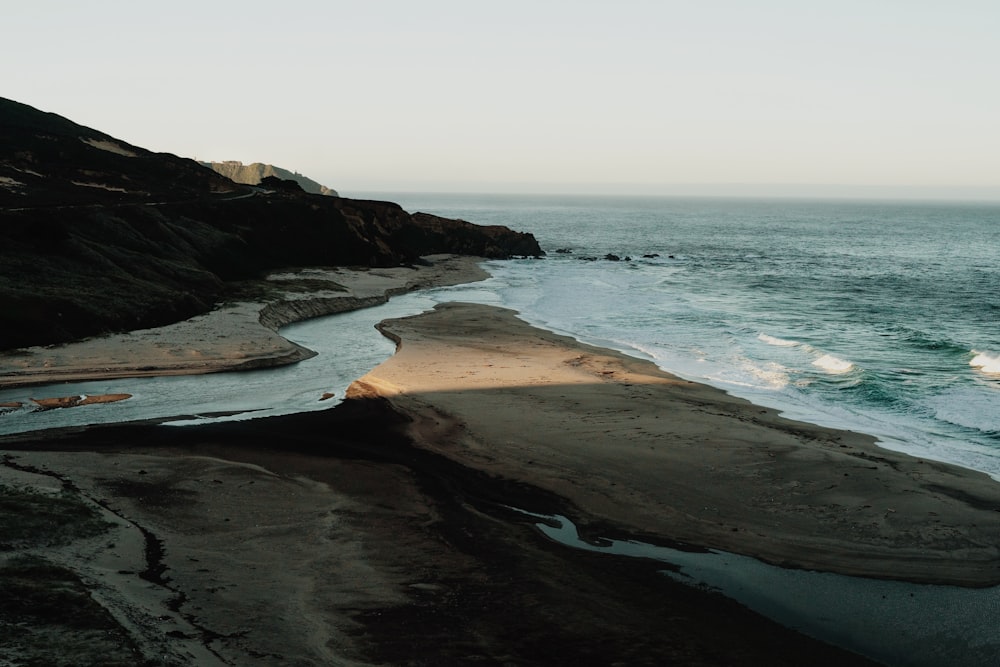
(812, 354, 856, 375)
(758, 333, 800, 347)
(744, 360, 791, 389)
(970, 351, 1000, 375)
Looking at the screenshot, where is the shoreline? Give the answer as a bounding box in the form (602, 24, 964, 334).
(0, 254, 488, 391)
(5, 281, 999, 587)
(2, 273, 998, 662)
(352, 302, 1000, 587)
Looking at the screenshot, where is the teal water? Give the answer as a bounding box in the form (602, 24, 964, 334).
(367, 193, 1000, 478)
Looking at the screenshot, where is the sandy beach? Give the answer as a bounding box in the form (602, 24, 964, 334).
(0, 254, 487, 390)
(355, 302, 1000, 587)
(3, 275, 999, 664)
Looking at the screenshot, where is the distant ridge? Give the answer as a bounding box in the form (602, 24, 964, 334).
(202, 160, 338, 196)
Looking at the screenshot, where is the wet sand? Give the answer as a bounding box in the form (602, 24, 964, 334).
(354, 302, 1000, 587)
(0, 402, 878, 666)
(6, 287, 1000, 663)
(0, 254, 487, 390)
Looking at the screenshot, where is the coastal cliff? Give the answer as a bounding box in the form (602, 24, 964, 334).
(0, 98, 542, 350)
(201, 160, 339, 196)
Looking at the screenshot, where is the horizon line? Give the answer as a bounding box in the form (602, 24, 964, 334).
(343, 183, 1000, 204)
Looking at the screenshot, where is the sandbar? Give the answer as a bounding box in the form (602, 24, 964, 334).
(4, 278, 997, 664)
(0, 298, 928, 664)
(351, 302, 1000, 586)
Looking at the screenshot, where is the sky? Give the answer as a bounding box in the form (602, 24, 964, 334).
(5, 0, 1000, 199)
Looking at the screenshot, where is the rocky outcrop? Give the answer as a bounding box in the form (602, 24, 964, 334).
(0, 98, 543, 350)
(202, 160, 339, 196)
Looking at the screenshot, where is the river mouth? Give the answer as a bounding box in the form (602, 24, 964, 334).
(509, 507, 1000, 667)
(0, 291, 446, 437)
(6, 279, 1000, 665)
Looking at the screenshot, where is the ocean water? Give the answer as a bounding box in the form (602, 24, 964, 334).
(367, 193, 1000, 479)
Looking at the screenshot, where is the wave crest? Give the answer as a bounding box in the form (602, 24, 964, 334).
(758, 333, 800, 347)
(970, 351, 1000, 375)
(812, 354, 856, 375)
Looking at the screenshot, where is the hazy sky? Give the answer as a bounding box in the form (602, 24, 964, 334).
(5, 1, 1000, 198)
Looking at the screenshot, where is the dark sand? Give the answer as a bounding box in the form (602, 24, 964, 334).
(8, 300, 1000, 664)
(354, 303, 1000, 587)
(1, 405, 878, 666)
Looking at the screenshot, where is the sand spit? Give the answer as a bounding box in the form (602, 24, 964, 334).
(352, 302, 1000, 587)
(7, 278, 993, 664)
(0, 254, 487, 390)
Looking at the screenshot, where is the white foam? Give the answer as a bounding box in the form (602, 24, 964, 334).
(743, 360, 791, 389)
(970, 351, 1000, 375)
(812, 354, 855, 374)
(758, 333, 800, 347)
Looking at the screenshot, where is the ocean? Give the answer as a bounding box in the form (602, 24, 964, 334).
(370, 193, 1000, 479)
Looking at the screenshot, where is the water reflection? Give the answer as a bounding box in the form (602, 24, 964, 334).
(0, 291, 443, 436)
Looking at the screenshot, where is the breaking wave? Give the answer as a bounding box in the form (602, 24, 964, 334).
(758, 333, 800, 347)
(970, 351, 1000, 376)
(812, 354, 856, 375)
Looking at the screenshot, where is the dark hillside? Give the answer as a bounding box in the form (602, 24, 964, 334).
(0, 98, 240, 207)
(0, 98, 541, 349)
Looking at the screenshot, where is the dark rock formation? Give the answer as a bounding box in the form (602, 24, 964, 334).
(0, 98, 542, 350)
(259, 175, 305, 192)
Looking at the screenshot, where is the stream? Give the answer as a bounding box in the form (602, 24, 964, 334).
(3, 286, 999, 665)
(0, 289, 446, 437)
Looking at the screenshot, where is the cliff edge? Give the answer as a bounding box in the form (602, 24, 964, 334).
(0, 98, 542, 350)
